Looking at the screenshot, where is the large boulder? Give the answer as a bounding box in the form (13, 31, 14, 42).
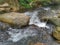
(0, 12, 30, 27)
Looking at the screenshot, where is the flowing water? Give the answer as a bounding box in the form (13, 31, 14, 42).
(0, 7, 60, 45)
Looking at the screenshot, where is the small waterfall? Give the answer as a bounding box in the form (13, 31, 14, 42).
(25, 10, 49, 28)
(7, 7, 51, 42)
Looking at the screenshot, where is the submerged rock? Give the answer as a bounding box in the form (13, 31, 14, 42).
(0, 12, 30, 27)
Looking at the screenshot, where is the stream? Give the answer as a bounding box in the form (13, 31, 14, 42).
(0, 7, 60, 45)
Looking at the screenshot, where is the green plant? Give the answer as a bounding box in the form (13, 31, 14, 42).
(18, 0, 52, 8)
(18, 0, 33, 8)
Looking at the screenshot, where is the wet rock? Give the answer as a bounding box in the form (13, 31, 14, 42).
(41, 23, 55, 35)
(0, 22, 11, 31)
(38, 8, 54, 20)
(53, 27, 60, 40)
(39, 9, 60, 26)
(0, 31, 10, 42)
(25, 11, 47, 28)
(0, 25, 57, 45)
(0, 12, 30, 27)
(42, 17, 60, 26)
(6, 25, 53, 45)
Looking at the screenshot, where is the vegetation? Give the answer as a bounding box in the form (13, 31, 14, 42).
(18, 0, 33, 8)
(0, 0, 60, 11)
(18, 0, 52, 8)
(0, 0, 5, 4)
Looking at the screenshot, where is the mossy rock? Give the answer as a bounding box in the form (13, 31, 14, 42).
(53, 27, 60, 40)
(41, 14, 60, 26)
(48, 18, 60, 26)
